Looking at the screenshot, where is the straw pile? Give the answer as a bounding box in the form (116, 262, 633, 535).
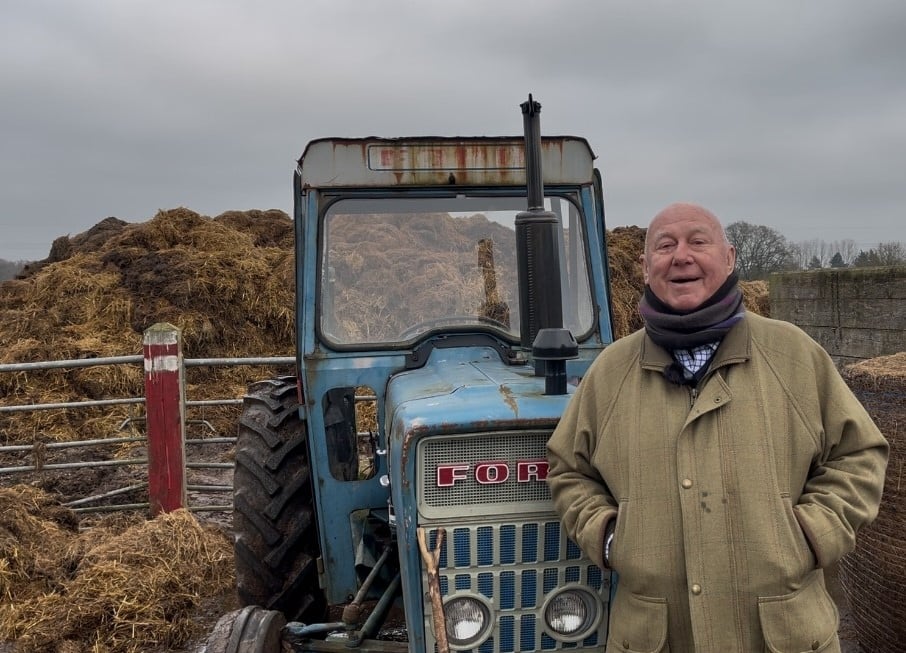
(838, 353, 906, 652)
(607, 227, 647, 338)
(0, 486, 235, 653)
(0, 208, 296, 446)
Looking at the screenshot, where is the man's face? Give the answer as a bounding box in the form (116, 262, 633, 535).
(641, 205, 736, 312)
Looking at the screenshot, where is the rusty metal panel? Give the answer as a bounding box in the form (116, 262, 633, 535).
(298, 136, 595, 188)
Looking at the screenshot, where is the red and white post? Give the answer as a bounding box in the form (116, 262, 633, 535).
(143, 322, 187, 516)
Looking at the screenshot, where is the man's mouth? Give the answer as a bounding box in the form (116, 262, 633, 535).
(670, 277, 700, 284)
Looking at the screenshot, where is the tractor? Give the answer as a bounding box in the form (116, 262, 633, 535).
(207, 96, 616, 653)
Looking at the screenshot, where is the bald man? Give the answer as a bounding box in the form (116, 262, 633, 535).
(547, 203, 887, 652)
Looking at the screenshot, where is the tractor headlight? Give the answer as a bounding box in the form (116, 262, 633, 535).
(443, 594, 492, 649)
(542, 586, 601, 642)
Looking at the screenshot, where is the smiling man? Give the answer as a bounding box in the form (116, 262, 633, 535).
(547, 202, 888, 652)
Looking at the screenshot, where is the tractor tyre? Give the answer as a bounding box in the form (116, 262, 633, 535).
(233, 377, 327, 624)
(206, 606, 286, 653)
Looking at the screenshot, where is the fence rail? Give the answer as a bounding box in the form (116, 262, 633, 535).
(0, 322, 295, 517)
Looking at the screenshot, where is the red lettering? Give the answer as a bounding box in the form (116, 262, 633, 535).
(475, 462, 509, 484)
(517, 459, 548, 482)
(437, 464, 470, 487)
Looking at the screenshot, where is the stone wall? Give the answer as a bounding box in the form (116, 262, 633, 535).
(769, 266, 906, 366)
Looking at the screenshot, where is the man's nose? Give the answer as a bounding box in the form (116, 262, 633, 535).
(672, 240, 693, 263)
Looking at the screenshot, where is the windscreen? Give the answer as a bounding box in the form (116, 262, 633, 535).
(319, 193, 594, 346)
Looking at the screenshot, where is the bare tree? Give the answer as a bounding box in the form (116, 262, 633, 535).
(852, 242, 906, 267)
(831, 239, 858, 266)
(792, 238, 859, 268)
(726, 221, 798, 280)
(876, 241, 906, 266)
(795, 239, 821, 268)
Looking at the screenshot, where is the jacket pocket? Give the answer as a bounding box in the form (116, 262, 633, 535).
(758, 572, 839, 653)
(782, 496, 816, 573)
(606, 590, 669, 653)
(608, 498, 628, 571)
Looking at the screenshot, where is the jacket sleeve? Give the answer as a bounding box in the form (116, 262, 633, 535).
(546, 361, 618, 570)
(793, 345, 889, 569)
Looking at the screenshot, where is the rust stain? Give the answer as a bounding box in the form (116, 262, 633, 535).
(499, 384, 519, 417)
(400, 424, 431, 490)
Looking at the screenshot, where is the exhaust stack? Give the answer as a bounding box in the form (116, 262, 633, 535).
(515, 95, 577, 394)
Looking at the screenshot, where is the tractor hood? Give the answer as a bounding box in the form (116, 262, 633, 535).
(385, 345, 575, 439)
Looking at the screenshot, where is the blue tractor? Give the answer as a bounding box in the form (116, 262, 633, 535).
(208, 97, 616, 653)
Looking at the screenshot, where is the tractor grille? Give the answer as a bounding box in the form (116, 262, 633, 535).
(422, 520, 609, 653)
(416, 432, 610, 651)
(419, 431, 552, 519)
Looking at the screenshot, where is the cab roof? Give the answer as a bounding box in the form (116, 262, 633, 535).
(296, 136, 596, 189)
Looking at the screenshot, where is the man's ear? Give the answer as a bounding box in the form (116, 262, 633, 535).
(640, 253, 650, 284)
(726, 245, 737, 272)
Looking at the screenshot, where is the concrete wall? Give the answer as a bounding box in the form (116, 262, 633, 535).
(769, 266, 906, 366)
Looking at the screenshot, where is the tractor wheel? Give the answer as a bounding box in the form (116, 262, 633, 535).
(206, 606, 286, 653)
(233, 377, 327, 623)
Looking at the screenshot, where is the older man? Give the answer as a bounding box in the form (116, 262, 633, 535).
(547, 203, 888, 652)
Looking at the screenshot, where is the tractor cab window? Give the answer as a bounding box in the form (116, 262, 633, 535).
(319, 193, 594, 346)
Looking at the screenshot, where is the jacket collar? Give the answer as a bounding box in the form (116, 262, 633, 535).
(640, 315, 752, 373)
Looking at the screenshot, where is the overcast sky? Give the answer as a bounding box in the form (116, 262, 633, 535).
(2, 0, 904, 262)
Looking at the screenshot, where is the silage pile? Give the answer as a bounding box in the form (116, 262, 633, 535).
(0, 486, 234, 653)
(0, 208, 297, 446)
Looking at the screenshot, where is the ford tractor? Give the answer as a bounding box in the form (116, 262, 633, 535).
(207, 96, 616, 653)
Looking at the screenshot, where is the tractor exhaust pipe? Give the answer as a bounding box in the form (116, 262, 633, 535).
(515, 95, 577, 393)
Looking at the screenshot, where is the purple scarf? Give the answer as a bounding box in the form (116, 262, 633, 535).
(639, 272, 745, 351)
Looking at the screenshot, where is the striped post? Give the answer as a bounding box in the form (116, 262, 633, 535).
(143, 322, 187, 516)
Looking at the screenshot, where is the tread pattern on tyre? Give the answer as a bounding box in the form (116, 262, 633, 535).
(233, 378, 326, 623)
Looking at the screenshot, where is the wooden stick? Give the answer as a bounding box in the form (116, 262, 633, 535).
(417, 527, 448, 653)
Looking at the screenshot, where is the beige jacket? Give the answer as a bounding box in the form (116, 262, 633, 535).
(547, 313, 888, 652)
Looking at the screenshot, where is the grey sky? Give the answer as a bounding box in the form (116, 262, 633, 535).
(2, 0, 904, 261)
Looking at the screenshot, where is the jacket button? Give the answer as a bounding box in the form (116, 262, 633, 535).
(681, 478, 693, 489)
(691, 583, 702, 595)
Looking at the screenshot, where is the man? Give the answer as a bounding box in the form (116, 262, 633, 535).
(546, 203, 888, 652)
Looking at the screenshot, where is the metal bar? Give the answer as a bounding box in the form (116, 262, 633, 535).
(188, 505, 232, 513)
(0, 355, 143, 372)
(352, 573, 403, 645)
(186, 399, 242, 407)
(64, 483, 148, 507)
(0, 458, 146, 474)
(186, 485, 232, 492)
(185, 437, 236, 445)
(186, 462, 234, 469)
(184, 356, 294, 367)
(0, 397, 144, 413)
(72, 502, 149, 514)
(0, 435, 145, 454)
